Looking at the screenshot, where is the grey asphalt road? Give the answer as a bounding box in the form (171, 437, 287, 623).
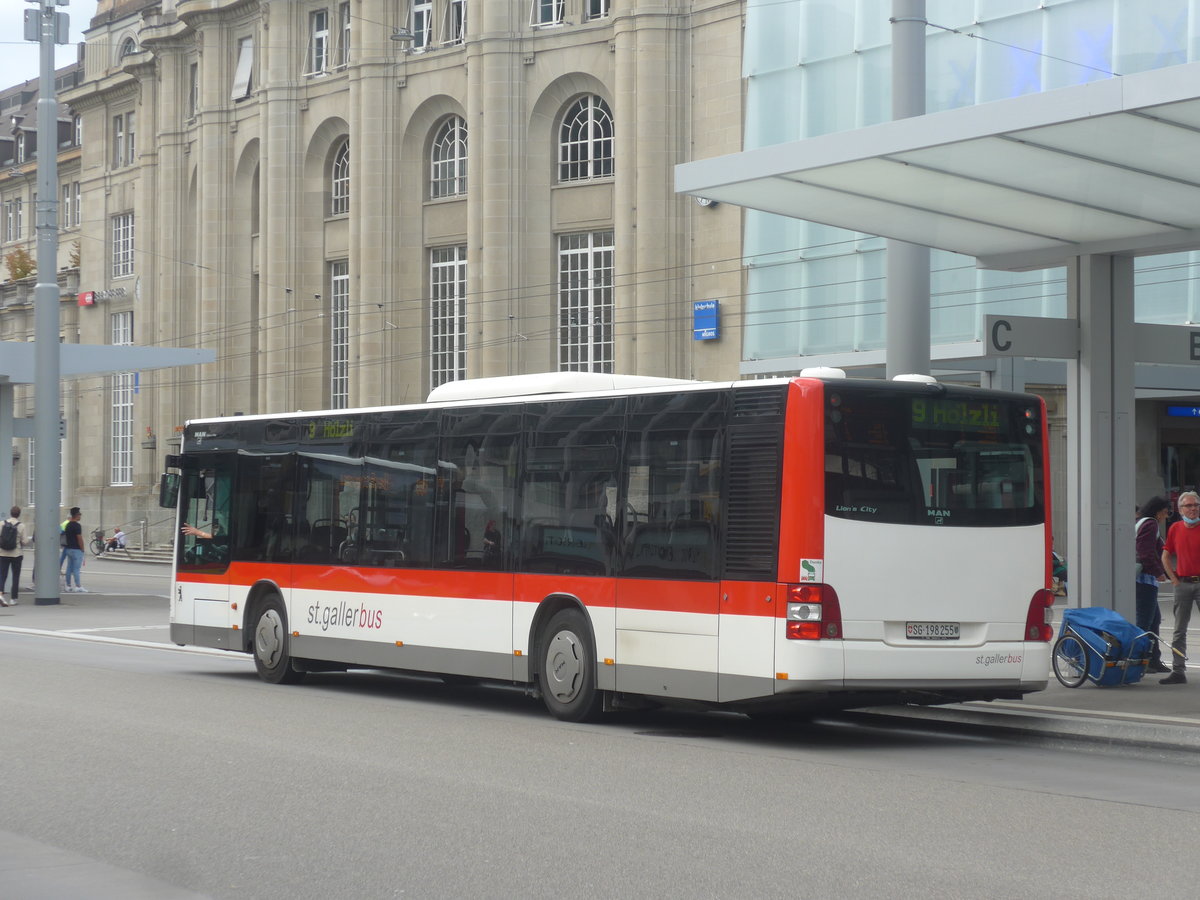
(2, 623, 1200, 900)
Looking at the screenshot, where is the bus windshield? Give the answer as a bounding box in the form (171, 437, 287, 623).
(823, 385, 1044, 527)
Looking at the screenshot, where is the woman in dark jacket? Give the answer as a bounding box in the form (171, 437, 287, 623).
(1135, 496, 1172, 673)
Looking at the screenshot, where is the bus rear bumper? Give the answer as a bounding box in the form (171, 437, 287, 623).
(766, 638, 1050, 704)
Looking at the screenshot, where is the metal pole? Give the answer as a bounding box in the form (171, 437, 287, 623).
(31, 0, 65, 605)
(886, 0, 931, 379)
(0, 384, 12, 512)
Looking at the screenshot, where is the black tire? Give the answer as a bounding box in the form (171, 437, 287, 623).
(538, 608, 603, 722)
(252, 595, 306, 685)
(1052, 634, 1089, 688)
(89, 538, 105, 557)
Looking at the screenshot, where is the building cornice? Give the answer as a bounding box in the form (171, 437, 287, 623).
(61, 75, 140, 112)
(139, 15, 195, 52)
(176, 0, 259, 30)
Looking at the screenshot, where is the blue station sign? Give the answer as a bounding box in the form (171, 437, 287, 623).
(693, 300, 719, 341)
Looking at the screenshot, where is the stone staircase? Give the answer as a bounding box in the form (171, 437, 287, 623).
(102, 543, 174, 565)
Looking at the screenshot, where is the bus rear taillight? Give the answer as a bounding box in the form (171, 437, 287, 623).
(1025, 589, 1055, 641)
(785, 583, 842, 640)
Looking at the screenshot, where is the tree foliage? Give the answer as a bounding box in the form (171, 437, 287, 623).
(4, 247, 35, 281)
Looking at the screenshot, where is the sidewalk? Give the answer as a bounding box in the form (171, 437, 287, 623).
(2, 575, 1199, 750)
(874, 590, 1200, 751)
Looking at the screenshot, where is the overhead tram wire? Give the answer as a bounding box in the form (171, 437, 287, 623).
(67, 274, 1086, 403)
(63, 226, 1092, 366)
(60, 261, 1112, 398)
(59, 220, 906, 357)
(57, 224, 1106, 390)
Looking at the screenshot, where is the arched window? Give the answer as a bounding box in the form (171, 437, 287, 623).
(331, 140, 350, 216)
(430, 116, 467, 199)
(119, 37, 138, 59)
(559, 95, 613, 183)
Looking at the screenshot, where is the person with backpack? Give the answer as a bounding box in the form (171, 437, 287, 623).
(0, 506, 28, 607)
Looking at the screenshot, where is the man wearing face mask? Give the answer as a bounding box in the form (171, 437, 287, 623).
(1160, 490, 1200, 684)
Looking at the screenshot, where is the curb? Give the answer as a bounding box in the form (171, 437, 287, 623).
(858, 701, 1200, 754)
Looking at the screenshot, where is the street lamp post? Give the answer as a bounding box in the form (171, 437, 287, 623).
(26, 0, 69, 604)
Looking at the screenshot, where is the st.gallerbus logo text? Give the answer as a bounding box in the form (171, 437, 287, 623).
(307, 601, 383, 632)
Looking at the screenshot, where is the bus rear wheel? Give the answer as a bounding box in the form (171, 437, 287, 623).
(253, 596, 306, 685)
(538, 608, 602, 722)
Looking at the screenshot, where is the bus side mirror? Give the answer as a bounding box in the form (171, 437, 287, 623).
(159, 473, 180, 509)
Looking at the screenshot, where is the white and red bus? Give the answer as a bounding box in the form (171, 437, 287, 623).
(163, 371, 1053, 720)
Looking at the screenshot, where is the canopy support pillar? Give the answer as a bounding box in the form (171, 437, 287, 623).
(1066, 254, 1136, 619)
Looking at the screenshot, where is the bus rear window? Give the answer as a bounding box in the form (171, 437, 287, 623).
(823, 386, 1044, 527)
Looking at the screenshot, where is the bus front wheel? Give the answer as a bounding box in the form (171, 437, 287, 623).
(253, 596, 306, 685)
(538, 608, 603, 722)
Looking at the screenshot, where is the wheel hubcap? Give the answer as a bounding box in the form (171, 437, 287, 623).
(545, 629, 583, 703)
(255, 609, 284, 668)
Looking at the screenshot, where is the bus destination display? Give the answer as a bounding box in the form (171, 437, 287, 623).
(911, 397, 1001, 433)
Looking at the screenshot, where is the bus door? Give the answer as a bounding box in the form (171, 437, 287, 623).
(173, 457, 234, 648)
(435, 411, 520, 680)
(615, 392, 725, 702)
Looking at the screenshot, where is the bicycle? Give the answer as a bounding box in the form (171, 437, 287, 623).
(88, 528, 107, 557)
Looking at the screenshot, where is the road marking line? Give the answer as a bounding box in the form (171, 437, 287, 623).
(78, 571, 167, 579)
(968, 699, 1200, 726)
(0, 625, 249, 660)
(60, 625, 169, 633)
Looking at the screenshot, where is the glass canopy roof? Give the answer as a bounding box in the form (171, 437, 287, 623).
(676, 62, 1200, 272)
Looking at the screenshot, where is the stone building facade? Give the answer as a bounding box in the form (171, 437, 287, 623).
(2, 0, 746, 543)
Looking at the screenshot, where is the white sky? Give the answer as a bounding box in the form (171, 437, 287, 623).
(1, 1, 98, 93)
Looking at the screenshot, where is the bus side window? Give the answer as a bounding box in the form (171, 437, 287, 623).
(438, 408, 520, 570)
(357, 463, 435, 568)
(296, 455, 361, 565)
(363, 410, 441, 568)
(515, 397, 624, 576)
(621, 391, 724, 581)
(231, 455, 295, 562)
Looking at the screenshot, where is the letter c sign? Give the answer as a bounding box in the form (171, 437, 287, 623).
(990, 319, 1012, 353)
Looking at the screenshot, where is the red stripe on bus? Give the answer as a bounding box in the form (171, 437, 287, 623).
(515, 573, 616, 609)
(721, 581, 787, 618)
(778, 379, 826, 578)
(176, 565, 780, 617)
(178, 564, 513, 600)
(618, 579, 719, 615)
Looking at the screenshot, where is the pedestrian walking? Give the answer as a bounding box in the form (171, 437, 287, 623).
(1134, 496, 1171, 674)
(0, 505, 28, 606)
(1160, 491, 1200, 684)
(62, 507, 87, 593)
(58, 515, 70, 581)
